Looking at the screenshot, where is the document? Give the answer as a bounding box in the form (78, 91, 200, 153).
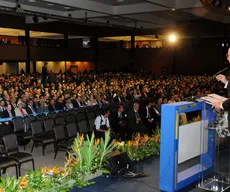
(200, 94, 227, 104)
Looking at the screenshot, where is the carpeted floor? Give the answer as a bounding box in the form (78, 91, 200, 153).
(72, 155, 209, 192)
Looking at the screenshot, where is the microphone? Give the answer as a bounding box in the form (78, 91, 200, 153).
(212, 66, 229, 79)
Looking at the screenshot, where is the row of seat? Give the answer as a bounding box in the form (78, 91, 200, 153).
(0, 134, 35, 178)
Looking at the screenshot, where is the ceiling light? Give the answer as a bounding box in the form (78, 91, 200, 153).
(28, 0, 36, 2)
(64, 7, 71, 9)
(228, 6, 230, 11)
(169, 34, 177, 42)
(47, 3, 54, 6)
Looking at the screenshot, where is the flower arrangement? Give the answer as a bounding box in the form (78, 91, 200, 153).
(0, 130, 117, 192)
(0, 129, 161, 191)
(117, 129, 160, 162)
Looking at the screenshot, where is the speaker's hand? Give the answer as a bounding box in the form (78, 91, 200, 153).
(216, 74, 228, 84)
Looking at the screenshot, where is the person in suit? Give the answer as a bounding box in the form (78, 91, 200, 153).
(140, 100, 156, 136)
(113, 91, 124, 103)
(37, 99, 49, 113)
(15, 101, 27, 117)
(213, 48, 230, 128)
(0, 98, 12, 137)
(126, 88, 135, 101)
(55, 96, 65, 111)
(127, 102, 148, 139)
(111, 104, 128, 141)
(42, 62, 48, 86)
(48, 99, 56, 112)
(25, 99, 37, 115)
(73, 94, 83, 108)
(65, 97, 74, 109)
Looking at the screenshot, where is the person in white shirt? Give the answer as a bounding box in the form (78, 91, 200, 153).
(94, 107, 111, 139)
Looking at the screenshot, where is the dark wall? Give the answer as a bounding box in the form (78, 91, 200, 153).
(175, 47, 223, 74)
(0, 44, 224, 75)
(30, 47, 96, 61)
(0, 45, 26, 60)
(135, 48, 174, 74)
(97, 49, 131, 71)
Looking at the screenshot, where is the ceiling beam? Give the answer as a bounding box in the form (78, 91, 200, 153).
(144, 0, 176, 8)
(63, 10, 108, 19)
(124, 13, 176, 26)
(42, 0, 113, 15)
(184, 7, 225, 23)
(114, 3, 169, 15)
(0, 0, 62, 16)
(176, 0, 203, 9)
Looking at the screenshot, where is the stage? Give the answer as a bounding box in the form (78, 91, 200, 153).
(71, 154, 213, 192)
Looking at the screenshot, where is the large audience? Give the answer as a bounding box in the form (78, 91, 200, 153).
(0, 71, 226, 140)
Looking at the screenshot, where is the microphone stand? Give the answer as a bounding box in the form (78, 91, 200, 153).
(212, 66, 229, 79)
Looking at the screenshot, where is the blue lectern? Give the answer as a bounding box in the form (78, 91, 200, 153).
(159, 101, 216, 192)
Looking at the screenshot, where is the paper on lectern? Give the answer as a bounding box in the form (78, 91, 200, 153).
(200, 94, 227, 104)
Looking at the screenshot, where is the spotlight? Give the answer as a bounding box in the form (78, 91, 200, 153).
(32, 16, 38, 23)
(169, 34, 177, 42)
(228, 6, 230, 11)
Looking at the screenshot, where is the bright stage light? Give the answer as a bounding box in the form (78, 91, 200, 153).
(169, 34, 177, 42)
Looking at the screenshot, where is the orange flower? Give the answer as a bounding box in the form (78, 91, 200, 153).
(113, 141, 117, 146)
(51, 166, 60, 175)
(19, 175, 28, 188)
(154, 135, 159, 143)
(66, 156, 74, 164)
(127, 141, 132, 146)
(0, 189, 4, 192)
(78, 134, 84, 144)
(73, 146, 78, 152)
(144, 135, 149, 141)
(94, 138, 100, 145)
(133, 141, 139, 146)
(41, 166, 50, 174)
(140, 138, 145, 143)
(76, 157, 80, 163)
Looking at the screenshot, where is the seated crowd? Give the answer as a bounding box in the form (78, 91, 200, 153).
(0, 72, 225, 141)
